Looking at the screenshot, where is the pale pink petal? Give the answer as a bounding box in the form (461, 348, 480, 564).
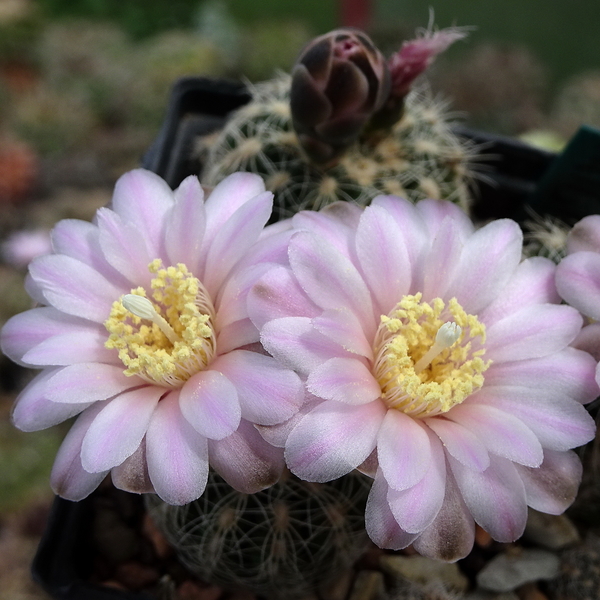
(164, 175, 206, 271)
(448, 403, 543, 467)
(472, 390, 595, 452)
(450, 454, 528, 543)
(446, 219, 522, 314)
(307, 357, 381, 405)
(365, 470, 419, 550)
(11, 368, 93, 432)
(479, 257, 560, 325)
(1, 307, 92, 366)
(426, 417, 490, 472)
(233, 227, 293, 272)
(485, 304, 582, 363)
(378, 410, 432, 490)
(312, 308, 373, 359)
(420, 216, 464, 301)
(24, 272, 46, 304)
(484, 347, 600, 405)
(387, 429, 446, 533)
(209, 419, 285, 493)
(515, 449, 583, 515)
(111, 440, 154, 494)
(556, 251, 600, 320)
(28, 254, 122, 323)
(202, 191, 273, 297)
(261, 317, 351, 377)
(44, 363, 136, 404)
(355, 205, 412, 314)
(285, 400, 387, 482)
(202, 172, 267, 256)
(110, 169, 173, 257)
(248, 266, 320, 331)
(51, 219, 128, 288)
(572, 323, 600, 362)
(50, 402, 109, 501)
(289, 231, 375, 338)
(23, 328, 117, 366)
(412, 466, 475, 562)
(416, 198, 474, 239)
(81, 386, 163, 472)
(216, 318, 260, 354)
(145, 391, 209, 505)
(96, 208, 153, 288)
(211, 350, 304, 425)
(179, 370, 241, 440)
(567, 215, 600, 254)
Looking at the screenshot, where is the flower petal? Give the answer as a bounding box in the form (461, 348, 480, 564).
(81, 386, 163, 472)
(416, 198, 474, 240)
(145, 391, 209, 505)
(387, 428, 446, 534)
(285, 400, 386, 482)
(307, 357, 381, 405)
(426, 417, 490, 472)
(11, 368, 93, 432)
(515, 449, 583, 515)
(365, 470, 419, 550)
(485, 304, 582, 363)
(111, 440, 154, 495)
(44, 363, 136, 404)
(450, 454, 527, 543)
(556, 251, 600, 320)
(164, 175, 206, 271)
(209, 419, 285, 493)
(312, 308, 373, 359)
(446, 219, 522, 314)
(179, 370, 241, 440)
(567, 215, 600, 254)
(50, 403, 109, 501)
(355, 205, 412, 314)
(29, 254, 122, 322)
(378, 410, 432, 490)
(448, 403, 543, 467)
(211, 350, 304, 425)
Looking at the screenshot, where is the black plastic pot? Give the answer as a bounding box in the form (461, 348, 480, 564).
(31, 77, 600, 600)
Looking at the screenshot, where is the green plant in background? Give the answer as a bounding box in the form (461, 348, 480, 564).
(201, 27, 476, 220)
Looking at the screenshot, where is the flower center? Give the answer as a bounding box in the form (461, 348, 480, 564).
(372, 293, 490, 418)
(104, 260, 216, 388)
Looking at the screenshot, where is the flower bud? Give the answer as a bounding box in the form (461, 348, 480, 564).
(290, 28, 390, 165)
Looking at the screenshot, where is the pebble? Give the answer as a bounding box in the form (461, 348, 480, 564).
(379, 554, 469, 593)
(347, 570, 385, 600)
(523, 509, 580, 550)
(115, 560, 160, 590)
(177, 580, 223, 600)
(143, 513, 174, 559)
(476, 549, 560, 593)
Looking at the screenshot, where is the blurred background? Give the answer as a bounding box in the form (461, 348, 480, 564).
(0, 1, 598, 596)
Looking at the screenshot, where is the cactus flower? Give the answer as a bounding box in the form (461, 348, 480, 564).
(290, 28, 390, 165)
(251, 198, 597, 561)
(556, 214, 600, 384)
(1, 169, 303, 505)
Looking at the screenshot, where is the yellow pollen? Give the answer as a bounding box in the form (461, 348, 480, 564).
(373, 294, 490, 418)
(104, 260, 216, 388)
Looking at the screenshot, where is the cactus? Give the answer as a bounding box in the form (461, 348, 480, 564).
(201, 74, 475, 220)
(146, 469, 372, 598)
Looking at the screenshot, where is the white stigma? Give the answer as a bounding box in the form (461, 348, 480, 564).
(413, 321, 462, 374)
(121, 294, 180, 344)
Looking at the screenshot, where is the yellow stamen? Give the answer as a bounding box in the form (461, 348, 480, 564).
(373, 294, 490, 418)
(104, 261, 216, 388)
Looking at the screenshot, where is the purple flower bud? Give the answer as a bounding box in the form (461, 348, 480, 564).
(290, 28, 391, 165)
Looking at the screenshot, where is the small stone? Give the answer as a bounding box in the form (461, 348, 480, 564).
(115, 561, 160, 590)
(347, 570, 385, 600)
(516, 582, 549, 600)
(524, 509, 580, 550)
(475, 525, 493, 548)
(143, 513, 173, 559)
(177, 580, 223, 600)
(379, 554, 469, 593)
(476, 549, 560, 593)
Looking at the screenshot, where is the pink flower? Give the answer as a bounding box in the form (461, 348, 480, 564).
(250, 198, 597, 561)
(2, 228, 52, 268)
(556, 214, 600, 382)
(1, 169, 303, 505)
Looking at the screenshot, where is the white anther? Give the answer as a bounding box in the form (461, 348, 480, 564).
(122, 294, 179, 344)
(413, 321, 462, 374)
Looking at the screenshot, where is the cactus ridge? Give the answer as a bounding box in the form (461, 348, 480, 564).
(201, 74, 476, 221)
(146, 470, 372, 598)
